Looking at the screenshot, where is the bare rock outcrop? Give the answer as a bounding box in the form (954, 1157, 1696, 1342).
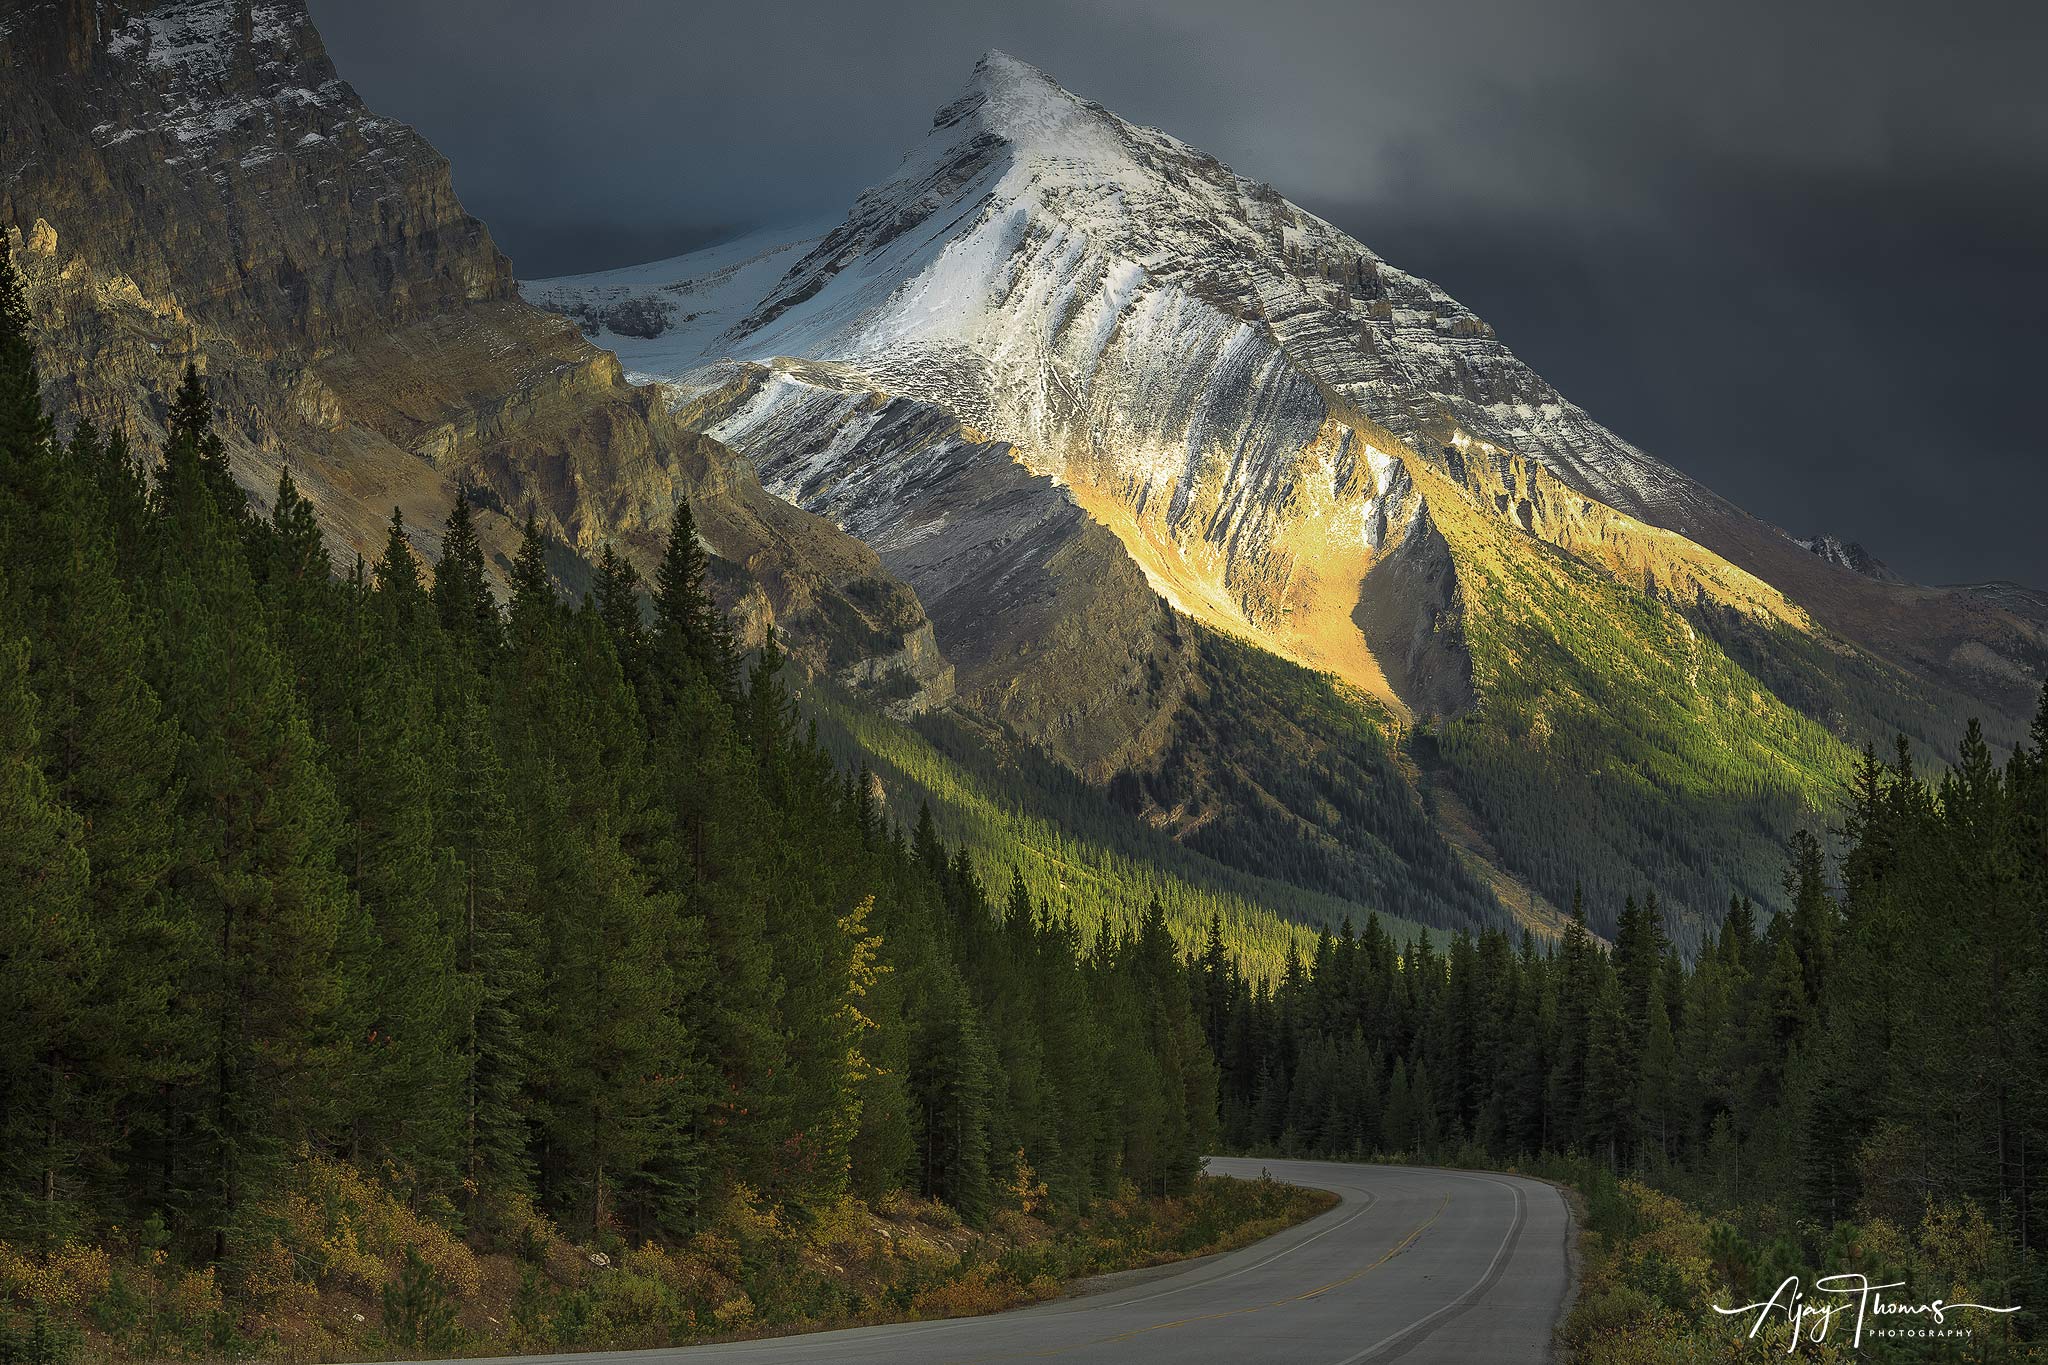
(0, 0, 951, 709)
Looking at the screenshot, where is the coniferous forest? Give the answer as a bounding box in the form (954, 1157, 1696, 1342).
(0, 240, 1262, 1359)
(4, 202, 2047, 1364)
(1204, 718, 2048, 1355)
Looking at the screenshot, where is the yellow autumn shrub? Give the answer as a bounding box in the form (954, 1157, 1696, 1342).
(164, 1265, 224, 1333)
(238, 1236, 326, 1359)
(1616, 1178, 1717, 1304)
(0, 1241, 109, 1311)
(265, 1152, 481, 1300)
(908, 1262, 1009, 1319)
(1915, 1197, 2001, 1298)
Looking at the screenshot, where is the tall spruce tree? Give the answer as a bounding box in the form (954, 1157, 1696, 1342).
(0, 636, 98, 1248)
(431, 486, 501, 659)
(329, 513, 468, 1197)
(440, 695, 539, 1205)
(146, 376, 354, 1264)
(650, 499, 733, 706)
(0, 246, 186, 1241)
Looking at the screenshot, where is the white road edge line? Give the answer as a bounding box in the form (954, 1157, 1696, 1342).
(1328, 1173, 1531, 1365)
(406, 1165, 1516, 1365)
(1069, 1178, 1382, 1314)
(565, 1165, 1386, 1359)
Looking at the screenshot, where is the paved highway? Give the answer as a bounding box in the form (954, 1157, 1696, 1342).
(444, 1157, 1573, 1365)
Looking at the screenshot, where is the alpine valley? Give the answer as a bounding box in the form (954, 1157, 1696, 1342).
(9, 0, 2045, 963)
(10, 3, 2048, 1361)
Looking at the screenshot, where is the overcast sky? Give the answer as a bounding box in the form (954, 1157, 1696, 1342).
(310, 0, 2047, 587)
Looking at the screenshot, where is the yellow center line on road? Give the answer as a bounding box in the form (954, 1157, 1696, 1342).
(947, 1194, 1451, 1364)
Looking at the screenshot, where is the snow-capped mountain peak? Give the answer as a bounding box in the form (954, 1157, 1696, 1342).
(528, 50, 2044, 740)
(529, 52, 1771, 719)
(667, 52, 1708, 526)
(949, 49, 1133, 169)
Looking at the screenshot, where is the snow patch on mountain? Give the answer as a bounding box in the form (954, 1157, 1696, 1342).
(91, 0, 354, 164)
(520, 222, 829, 382)
(543, 51, 1710, 540)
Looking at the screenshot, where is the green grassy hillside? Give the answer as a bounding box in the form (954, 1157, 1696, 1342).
(1438, 531, 1862, 950)
(807, 689, 1446, 980)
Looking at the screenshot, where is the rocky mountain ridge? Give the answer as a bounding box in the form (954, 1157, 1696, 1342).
(532, 50, 2047, 936)
(1793, 533, 1897, 582)
(540, 52, 2045, 736)
(0, 0, 952, 712)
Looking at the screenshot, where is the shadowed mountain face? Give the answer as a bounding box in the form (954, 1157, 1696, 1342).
(533, 51, 2046, 943)
(0, 0, 953, 712)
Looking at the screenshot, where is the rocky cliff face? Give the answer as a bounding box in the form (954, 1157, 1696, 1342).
(0, 0, 952, 710)
(1793, 533, 1897, 582)
(1, 0, 510, 354)
(680, 359, 1184, 775)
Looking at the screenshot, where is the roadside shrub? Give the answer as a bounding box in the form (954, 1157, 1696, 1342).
(266, 1154, 481, 1301)
(380, 1248, 462, 1355)
(0, 1243, 108, 1365)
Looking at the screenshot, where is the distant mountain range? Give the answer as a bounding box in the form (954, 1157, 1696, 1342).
(7, 5, 2042, 949)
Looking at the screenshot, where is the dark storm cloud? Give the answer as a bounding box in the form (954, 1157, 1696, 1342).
(308, 0, 2048, 586)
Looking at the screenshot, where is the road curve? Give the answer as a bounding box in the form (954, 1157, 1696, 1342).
(440, 1157, 1573, 1365)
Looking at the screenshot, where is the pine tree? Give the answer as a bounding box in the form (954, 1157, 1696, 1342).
(373, 508, 427, 620)
(331, 514, 467, 1198)
(911, 801, 946, 881)
(76, 423, 153, 582)
(0, 245, 188, 1242)
(506, 514, 556, 627)
(645, 675, 782, 1201)
(161, 364, 245, 531)
(24, 518, 187, 1233)
(1029, 910, 1106, 1207)
(1548, 887, 1593, 1148)
(440, 696, 539, 1205)
(1582, 971, 1630, 1167)
(1505, 933, 1552, 1153)
(539, 823, 690, 1235)
(0, 637, 98, 1248)
(0, 249, 179, 956)
(848, 890, 915, 1202)
(650, 499, 733, 706)
(1783, 828, 1836, 1008)
(431, 486, 500, 659)
(742, 628, 800, 797)
(257, 466, 325, 585)
(1411, 1057, 1441, 1153)
(1129, 898, 1217, 1194)
(592, 541, 648, 701)
(909, 969, 993, 1219)
(1382, 1058, 1418, 1154)
(1636, 970, 1679, 1166)
(1751, 934, 1809, 1117)
(146, 376, 353, 1264)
